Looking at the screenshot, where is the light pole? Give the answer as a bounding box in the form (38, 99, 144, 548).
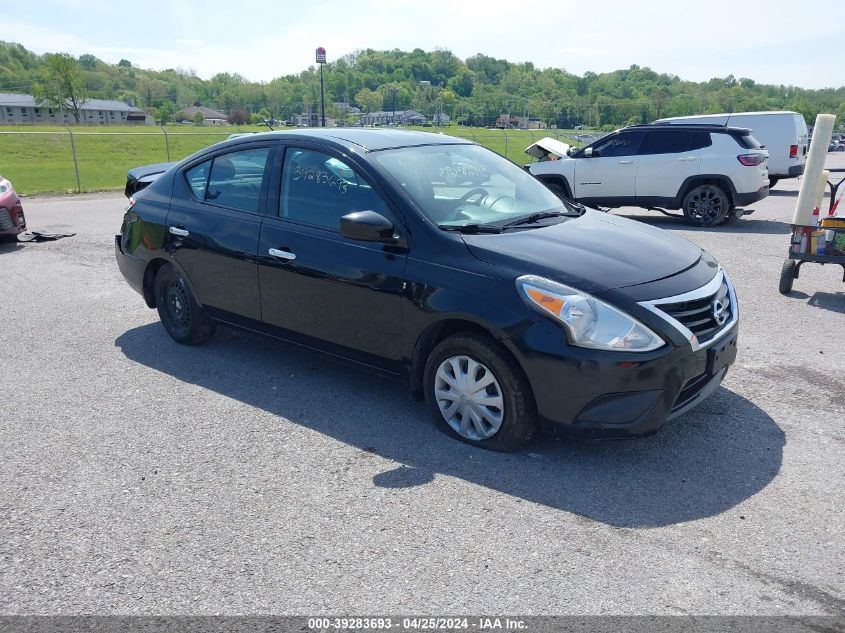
(316, 46, 327, 127)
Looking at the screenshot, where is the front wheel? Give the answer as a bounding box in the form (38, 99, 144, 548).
(154, 264, 216, 345)
(682, 184, 730, 226)
(423, 333, 537, 452)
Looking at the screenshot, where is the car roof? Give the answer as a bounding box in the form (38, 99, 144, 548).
(228, 128, 473, 152)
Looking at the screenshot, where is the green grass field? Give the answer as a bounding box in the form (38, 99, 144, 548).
(0, 124, 584, 196)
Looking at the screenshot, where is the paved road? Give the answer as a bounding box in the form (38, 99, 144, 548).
(1, 160, 843, 615)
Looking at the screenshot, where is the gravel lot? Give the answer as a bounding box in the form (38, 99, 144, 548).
(1, 155, 843, 616)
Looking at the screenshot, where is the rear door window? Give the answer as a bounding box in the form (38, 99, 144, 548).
(642, 131, 692, 154)
(185, 160, 210, 198)
(184, 146, 271, 213)
(689, 132, 712, 150)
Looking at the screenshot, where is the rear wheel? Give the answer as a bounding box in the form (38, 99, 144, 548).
(779, 259, 796, 294)
(154, 264, 216, 345)
(423, 333, 536, 452)
(769, 177, 780, 189)
(682, 184, 729, 226)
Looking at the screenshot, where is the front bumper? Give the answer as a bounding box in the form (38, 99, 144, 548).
(504, 269, 740, 438)
(734, 185, 769, 207)
(505, 321, 737, 437)
(0, 205, 26, 236)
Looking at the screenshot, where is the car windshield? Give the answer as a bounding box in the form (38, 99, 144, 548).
(373, 144, 572, 229)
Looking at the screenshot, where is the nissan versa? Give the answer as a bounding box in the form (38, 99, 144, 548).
(116, 129, 738, 451)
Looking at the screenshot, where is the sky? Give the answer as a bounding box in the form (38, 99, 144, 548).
(5, 0, 843, 89)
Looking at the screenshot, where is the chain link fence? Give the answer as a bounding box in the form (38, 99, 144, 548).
(0, 125, 593, 196)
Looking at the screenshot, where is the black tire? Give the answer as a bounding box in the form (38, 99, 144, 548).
(423, 333, 536, 452)
(768, 177, 780, 189)
(779, 259, 796, 294)
(154, 264, 216, 345)
(682, 184, 729, 226)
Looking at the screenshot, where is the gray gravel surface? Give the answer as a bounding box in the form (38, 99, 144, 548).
(1, 156, 843, 615)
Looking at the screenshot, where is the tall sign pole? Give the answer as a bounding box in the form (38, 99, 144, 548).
(316, 47, 327, 127)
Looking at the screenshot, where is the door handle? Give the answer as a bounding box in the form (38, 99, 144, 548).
(269, 248, 296, 261)
(169, 226, 189, 237)
(618, 160, 633, 165)
(677, 156, 697, 161)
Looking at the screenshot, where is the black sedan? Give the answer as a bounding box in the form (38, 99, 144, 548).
(116, 129, 738, 451)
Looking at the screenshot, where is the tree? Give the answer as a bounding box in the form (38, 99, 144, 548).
(157, 102, 174, 125)
(32, 53, 89, 123)
(448, 70, 474, 98)
(118, 59, 132, 68)
(355, 87, 382, 113)
(78, 54, 100, 70)
(192, 111, 205, 126)
(228, 108, 250, 125)
(651, 89, 670, 120)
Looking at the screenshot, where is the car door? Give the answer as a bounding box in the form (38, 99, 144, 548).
(166, 144, 273, 322)
(573, 130, 643, 203)
(636, 130, 705, 203)
(258, 145, 407, 368)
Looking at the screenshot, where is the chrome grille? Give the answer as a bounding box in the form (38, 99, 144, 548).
(655, 279, 731, 344)
(638, 270, 737, 352)
(0, 208, 14, 231)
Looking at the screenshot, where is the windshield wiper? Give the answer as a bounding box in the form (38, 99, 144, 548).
(500, 210, 574, 229)
(438, 223, 503, 234)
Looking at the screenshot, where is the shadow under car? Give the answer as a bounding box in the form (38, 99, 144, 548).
(116, 323, 784, 529)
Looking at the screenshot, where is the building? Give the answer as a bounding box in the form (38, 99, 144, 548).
(292, 111, 336, 127)
(176, 106, 229, 126)
(359, 110, 428, 126)
(333, 102, 362, 115)
(495, 114, 546, 130)
(0, 93, 152, 125)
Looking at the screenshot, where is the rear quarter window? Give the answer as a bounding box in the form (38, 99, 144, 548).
(734, 133, 762, 149)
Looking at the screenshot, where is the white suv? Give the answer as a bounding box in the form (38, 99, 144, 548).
(526, 124, 770, 226)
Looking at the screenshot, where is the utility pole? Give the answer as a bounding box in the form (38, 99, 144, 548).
(316, 46, 327, 127)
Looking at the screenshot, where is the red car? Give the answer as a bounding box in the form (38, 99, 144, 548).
(0, 176, 26, 240)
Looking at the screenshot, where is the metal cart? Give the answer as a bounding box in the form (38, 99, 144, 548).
(779, 168, 845, 293)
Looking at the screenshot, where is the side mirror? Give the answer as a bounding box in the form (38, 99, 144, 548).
(584, 147, 594, 158)
(340, 210, 396, 243)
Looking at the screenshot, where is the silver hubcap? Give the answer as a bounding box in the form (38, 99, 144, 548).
(435, 355, 504, 441)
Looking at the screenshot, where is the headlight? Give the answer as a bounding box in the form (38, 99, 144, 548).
(516, 275, 665, 352)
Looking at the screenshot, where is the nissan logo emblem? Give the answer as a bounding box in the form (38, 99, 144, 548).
(712, 298, 729, 326)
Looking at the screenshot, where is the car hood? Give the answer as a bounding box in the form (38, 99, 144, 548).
(461, 210, 702, 294)
(524, 137, 571, 160)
